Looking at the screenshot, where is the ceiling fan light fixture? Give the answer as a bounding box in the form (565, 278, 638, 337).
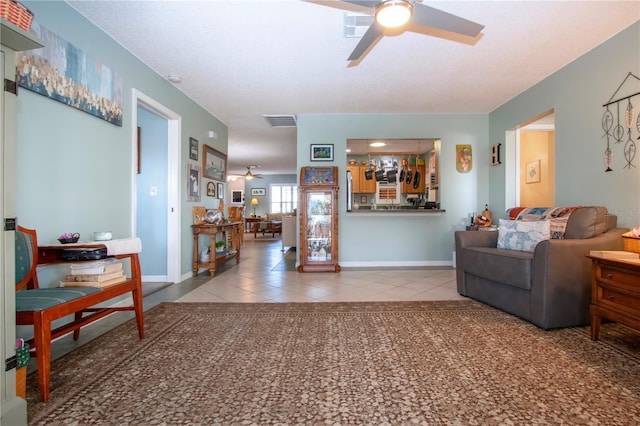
(375, 0, 413, 29)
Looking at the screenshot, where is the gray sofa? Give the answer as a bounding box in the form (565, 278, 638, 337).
(455, 206, 628, 329)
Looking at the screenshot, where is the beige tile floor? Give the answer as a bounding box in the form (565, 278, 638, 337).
(176, 235, 464, 303)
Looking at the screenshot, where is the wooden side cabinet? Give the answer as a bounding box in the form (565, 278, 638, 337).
(298, 167, 341, 272)
(588, 256, 640, 340)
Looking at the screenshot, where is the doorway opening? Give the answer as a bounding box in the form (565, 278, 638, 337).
(132, 89, 182, 284)
(505, 110, 555, 208)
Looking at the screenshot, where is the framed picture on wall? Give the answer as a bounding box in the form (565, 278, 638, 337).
(251, 188, 266, 196)
(310, 144, 334, 161)
(189, 137, 199, 161)
(217, 182, 224, 199)
(526, 159, 541, 183)
(203, 144, 227, 182)
(206, 181, 216, 197)
(232, 190, 243, 204)
(187, 164, 201, 202)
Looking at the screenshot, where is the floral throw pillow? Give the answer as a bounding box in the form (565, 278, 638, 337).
(497, 219, 551, 252)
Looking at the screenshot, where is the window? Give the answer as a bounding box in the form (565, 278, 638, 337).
(270, 184, 298, 214)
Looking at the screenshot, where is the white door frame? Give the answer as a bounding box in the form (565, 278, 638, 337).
(131, 89, 181, 284)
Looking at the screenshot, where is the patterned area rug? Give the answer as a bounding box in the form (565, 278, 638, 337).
(27, 301, 640, 425)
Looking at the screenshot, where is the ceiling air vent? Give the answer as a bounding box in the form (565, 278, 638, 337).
(263, 115, 297, 128)
(344, 13, 374, 38)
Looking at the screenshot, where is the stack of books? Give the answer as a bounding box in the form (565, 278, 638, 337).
(60, 259, 126, 288)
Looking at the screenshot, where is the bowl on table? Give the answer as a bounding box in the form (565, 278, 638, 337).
(58, 233, 80, 244)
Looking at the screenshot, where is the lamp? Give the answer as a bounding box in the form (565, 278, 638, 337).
(251, 197, 259, 217)
(375, 0, 413, 28)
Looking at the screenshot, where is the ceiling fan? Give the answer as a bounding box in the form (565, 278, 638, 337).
(327, 0, 485, 62)
(243, 165, 263, 180)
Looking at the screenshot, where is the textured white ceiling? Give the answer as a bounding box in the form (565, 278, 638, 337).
(67, 0, 640, 175)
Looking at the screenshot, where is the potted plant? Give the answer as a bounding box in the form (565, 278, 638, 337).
(215, 240, 227, 255)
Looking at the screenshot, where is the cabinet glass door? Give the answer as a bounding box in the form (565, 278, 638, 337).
(305, 191, 332, 263)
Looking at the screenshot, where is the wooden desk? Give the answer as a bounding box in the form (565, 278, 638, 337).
(588, 256, 640, 340)
(192, 221, 242, 276)
(245, 216, 261, 232)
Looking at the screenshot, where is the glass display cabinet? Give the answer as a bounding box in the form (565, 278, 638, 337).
(298, 167, 341, 272)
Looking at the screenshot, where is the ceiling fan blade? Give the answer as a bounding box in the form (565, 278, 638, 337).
(411, 3, 484, 38)
(348, 22, 384, 61)
(340, 0, 380, 8)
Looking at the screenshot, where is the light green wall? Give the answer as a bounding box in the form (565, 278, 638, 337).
(297, 114, 489, 265)
(489, 22, 640, 227)
(15, 1, 228, 278)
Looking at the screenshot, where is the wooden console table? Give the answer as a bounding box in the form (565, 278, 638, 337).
(588, 255, 640, 340)
(191, 221, 242, 276)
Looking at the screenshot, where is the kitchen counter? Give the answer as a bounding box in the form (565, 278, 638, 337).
(347, 208, 445, 216)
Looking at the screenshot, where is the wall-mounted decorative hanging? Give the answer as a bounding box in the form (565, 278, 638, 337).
(456, 144, 472, 173)
(491, 143, 501, 166)
(187, 164, 201, 202)
(202, 144, 227, 182)
(602, 72, 640, 171)
(217, 183, 224, 200)
(16, 22, 123, 126)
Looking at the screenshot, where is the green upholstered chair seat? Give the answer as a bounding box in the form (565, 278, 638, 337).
(16, 287, 102, 311)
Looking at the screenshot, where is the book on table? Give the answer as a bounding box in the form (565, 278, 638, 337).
(60, 273, 126, 288)
(69, 259, 123, 275)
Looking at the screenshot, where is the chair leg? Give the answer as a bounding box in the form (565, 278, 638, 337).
(130, 255, 145, 339)
(73, 311, 82, 340)
(34, 312, 52, 402)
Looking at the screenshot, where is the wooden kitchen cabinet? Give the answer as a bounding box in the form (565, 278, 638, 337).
(298, 167, 341, 272)
(359, 165, 376, 193)
(588, 256, 640, 340)
(347, 164, 376, 194)
(347, 165, 360, 193)
(402, 164, 426, 194)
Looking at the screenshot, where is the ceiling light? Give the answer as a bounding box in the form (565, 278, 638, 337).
(167, 74, 181, 83)
(370, 141, 387, 147)
(375, 0, 413, 29)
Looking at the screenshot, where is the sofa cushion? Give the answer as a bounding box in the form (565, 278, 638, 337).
(462, 246, 534, 290)
(266, 213, 283, 221)
(497, 219, 550, 252)
(564, 206, 609, 239)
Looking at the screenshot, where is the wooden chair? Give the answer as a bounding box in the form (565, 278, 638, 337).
(14, 225, 144, 402)
(228, 206, 245, 247)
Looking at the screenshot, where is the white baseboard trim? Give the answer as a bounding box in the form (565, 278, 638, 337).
(142, 275, 167, 282)
(339, 260, 453, 268)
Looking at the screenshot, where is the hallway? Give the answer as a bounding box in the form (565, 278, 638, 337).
(176, 236, 462, 303)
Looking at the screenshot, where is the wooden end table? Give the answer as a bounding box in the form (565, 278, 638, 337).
(588, 255, 640, 340)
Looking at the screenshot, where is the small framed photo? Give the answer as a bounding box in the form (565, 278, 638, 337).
(251, 188, 266, 196)
(526, 159, 541, 183)
(217, 182, 224, 199)
(310, 144, 334, 161)
(232, 190, 243, 204)
(189, 137, 199, 161)
(206, 181, 216, 197)
(360, 195, 367, 204)
(187, 164, 201, 202)
(203, 144, 227, 182)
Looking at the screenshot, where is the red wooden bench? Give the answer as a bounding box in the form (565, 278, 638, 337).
(14, 226, 144, 402)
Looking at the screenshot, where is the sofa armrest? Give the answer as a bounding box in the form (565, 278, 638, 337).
(455, 230, 499, 295)
(455, 230, 498, 250)
(530, 227, 628, 329)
